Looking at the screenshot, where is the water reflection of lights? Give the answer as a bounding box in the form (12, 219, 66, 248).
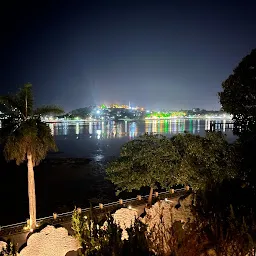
(152, 120, 157, 133)
(46, 119, 232, 141)
(76, 123, 79, 139)
(96, 129, 101, 139)
(48, 123, 54, 135)
(169, 120, 172, 133)
(124, 121, 128, 133)
(94, 153, 104, 162)
(180, 120, 185, 132)
(193, 120, 196, 134)
(205, 119, 210, 131)
(112, 124, 117, 137)
(223, 119, 226, 132)
(188, 119, 193, 133)
(63, 122, 68, 136)
(146, 119, 191, 134)
(89, 122, 93, 135)
(164, 120, 168, 133)
(117, 123, 122, 137)
(129, 122, 137, 139)
(172, 119, 177, 133)
(145, 120, 152, 133)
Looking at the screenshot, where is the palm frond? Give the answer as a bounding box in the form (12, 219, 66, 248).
(2, 119, 58, 165)
(33, 105, 64, 116)
(0, 84, 62, 165)
(16, 83, 34, 117)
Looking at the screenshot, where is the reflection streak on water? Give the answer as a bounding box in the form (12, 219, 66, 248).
(76, 123, 79, 135)
(49, 123, 54, 135)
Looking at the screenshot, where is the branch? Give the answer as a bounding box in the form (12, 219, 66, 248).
(0, 95, 25, 119)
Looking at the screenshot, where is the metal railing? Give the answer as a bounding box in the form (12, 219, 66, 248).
(0, 188, 186, 234)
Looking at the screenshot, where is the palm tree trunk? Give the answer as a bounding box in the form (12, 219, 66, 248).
(27, 153, 36, 229)
(148, 187, 154, 206)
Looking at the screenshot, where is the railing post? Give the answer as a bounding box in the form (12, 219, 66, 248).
(137, 195, 142, 200)
(53, 213, 58, 220)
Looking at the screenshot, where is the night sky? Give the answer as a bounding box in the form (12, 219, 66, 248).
(1, 0, 256, 111)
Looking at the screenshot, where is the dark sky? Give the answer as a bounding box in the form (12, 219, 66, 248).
(1, 0, 256, 111)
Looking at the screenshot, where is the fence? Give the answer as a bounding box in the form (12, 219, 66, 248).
(0, 188, 187, 236)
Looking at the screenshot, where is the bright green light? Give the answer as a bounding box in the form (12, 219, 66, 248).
(145, 111, 186, 118)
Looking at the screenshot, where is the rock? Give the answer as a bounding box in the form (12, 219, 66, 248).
(19, 225, 81, 256)
(140, 195, 194, 255)
(112, 208, 138, 240)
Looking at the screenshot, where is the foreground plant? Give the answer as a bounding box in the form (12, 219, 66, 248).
(72, 208, 123, 255)
(0, 83, 63, 229)
(0, 240, 16, 256)
(72, 208, 151, 256)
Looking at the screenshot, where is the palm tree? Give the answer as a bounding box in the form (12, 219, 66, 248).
(0, 83, 64, 229)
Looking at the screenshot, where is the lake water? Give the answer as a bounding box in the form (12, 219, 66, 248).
(48, 119, 236, 161)
(0, 119, 236, 225)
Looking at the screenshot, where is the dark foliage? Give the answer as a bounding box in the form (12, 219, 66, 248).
(219, 48, 256, 136)
(0, 83, 64, 165)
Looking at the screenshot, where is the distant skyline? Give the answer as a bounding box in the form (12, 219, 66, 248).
(1, 0, 256, 111)
(68, 103, 222, 112)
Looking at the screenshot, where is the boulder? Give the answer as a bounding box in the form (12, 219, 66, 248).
(19, 225, 81, 256)
(112, 207, 138, 240)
